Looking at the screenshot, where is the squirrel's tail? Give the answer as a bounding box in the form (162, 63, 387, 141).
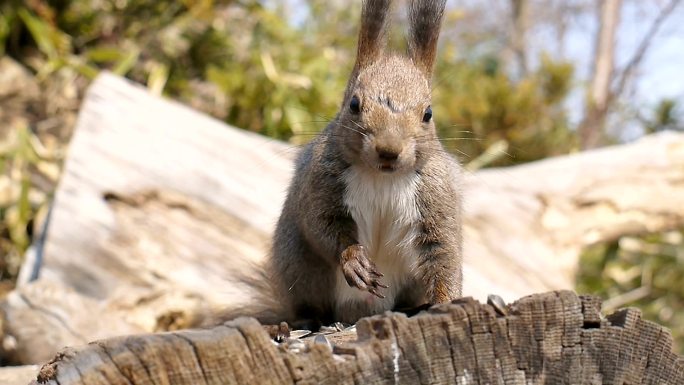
(190, 262, 289, 327)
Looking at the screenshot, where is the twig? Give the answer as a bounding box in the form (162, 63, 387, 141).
(613, 0, 682, 98)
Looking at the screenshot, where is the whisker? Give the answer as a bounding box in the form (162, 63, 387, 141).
(419, 142, 472, 160)
(414, 136, 484, 143)
(290, 133, 357, 139)
(442, 127, 474, 132)
(436, 137, 485, 142)
(414, 136, 479, 144)
(285, 104, 336, 122)
(289, 106, 366, 138)
(338, 122, 368, 137)
(349, 119, 366, 131)
(442, 147, 470, 159)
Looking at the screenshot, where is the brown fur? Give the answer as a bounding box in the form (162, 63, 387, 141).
(268, 0, 461, 326)
(407, 0, 446, 77)
(206, 0, 461, 328)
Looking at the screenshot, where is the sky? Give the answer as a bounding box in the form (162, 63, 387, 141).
(626, 3, 684, 103)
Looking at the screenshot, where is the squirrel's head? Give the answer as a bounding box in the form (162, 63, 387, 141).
(335, 0, 446, 174)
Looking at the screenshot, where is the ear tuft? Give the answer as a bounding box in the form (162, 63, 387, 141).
(355, 0, 393, 71)
(344, 0, 393, 103)
(407, 0, 447, 78)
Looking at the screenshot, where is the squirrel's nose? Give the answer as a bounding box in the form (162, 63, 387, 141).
(376, 146, 400, 161)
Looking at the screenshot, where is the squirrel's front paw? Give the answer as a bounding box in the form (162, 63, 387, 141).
(341, 244, 388, 298)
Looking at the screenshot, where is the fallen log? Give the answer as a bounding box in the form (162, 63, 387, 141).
(30, 292, 684, 385)
(3, 73, 684, 365)
(0, 365, 38, 385)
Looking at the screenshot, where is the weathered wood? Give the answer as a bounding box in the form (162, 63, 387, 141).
(4, 73, 684, 365)
(29, 292, 684, 385)
(34, 72, 292, 304)
(463, 133, 684, 300)
(1, 280, 144, 365)
(0, 365, 38, 385)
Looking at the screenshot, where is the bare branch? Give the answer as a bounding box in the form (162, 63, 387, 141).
(579, 0, 622, 149)
(509, 0, 529, 77)
(613, 0, 682, 99)
(592, 0, 622, 109)
(580, 0, 681, 149)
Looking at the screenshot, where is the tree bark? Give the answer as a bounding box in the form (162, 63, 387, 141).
(510, 0, 529, 78)
(29, 292, 684, 385)
(579, 0, 621, 149)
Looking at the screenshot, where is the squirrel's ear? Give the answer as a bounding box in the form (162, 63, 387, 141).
(354, 0, 392, 71)
(407, 0, 446, 79)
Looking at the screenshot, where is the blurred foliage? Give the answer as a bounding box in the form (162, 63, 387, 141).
(0, 122, 56, 281)
(642, 99, 682, 134)
(0, 0, 682, 347)
(1, 0, 360, 141)
(577, 231, 684, 354)
(434, 53, 576, 166)
(0, 0, 583, 282)
(0, 0, 579, 156)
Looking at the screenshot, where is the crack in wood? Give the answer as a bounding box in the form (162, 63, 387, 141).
(120, 338, 157, 384)
(93, 342, 134, 385)
(16, 293, 88, 344)
(173, 334, 209, 385)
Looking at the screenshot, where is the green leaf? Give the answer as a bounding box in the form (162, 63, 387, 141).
(70, 61, 99, 80)
(86, 47, 127, 63)
(113, 48, 140, 76)
(0, 10, 13, 56)
(146, 61, 169, 94)
(17, 9, 70, 60)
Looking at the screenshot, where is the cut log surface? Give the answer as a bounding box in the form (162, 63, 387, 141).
(4, 73, 684, 365)
(30, 292, 684, 385)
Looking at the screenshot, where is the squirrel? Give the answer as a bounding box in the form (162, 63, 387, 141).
(202, 0, 462, 329)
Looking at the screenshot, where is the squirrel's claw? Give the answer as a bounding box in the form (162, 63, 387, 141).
(341, 244, 388, 297)
(369, 288, 386, 299)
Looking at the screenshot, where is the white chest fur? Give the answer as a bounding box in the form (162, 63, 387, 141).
(335, 166, 422, 313)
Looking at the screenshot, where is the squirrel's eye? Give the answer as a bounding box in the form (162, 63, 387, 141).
(422, 106, 432, 123)
(349, 95, 361, 114)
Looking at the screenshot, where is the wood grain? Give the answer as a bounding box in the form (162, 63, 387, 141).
(30, 292, 684, 384)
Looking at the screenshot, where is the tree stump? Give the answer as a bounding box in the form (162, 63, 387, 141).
(30, 291, 684, 385)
